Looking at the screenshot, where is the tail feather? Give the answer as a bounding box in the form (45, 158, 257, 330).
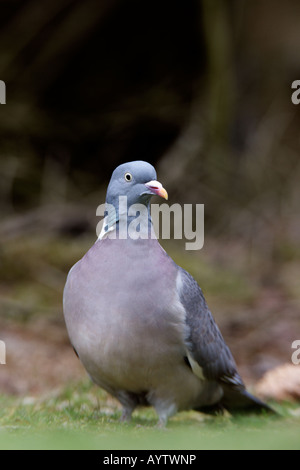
(194, 387, 276, 416)
(221, 385, 276, 414)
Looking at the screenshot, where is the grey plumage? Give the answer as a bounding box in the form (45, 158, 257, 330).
(63, 161, 274, 424)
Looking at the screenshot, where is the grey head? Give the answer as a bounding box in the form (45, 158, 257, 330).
(101, 161, 168, 237)
(106, 160, 167, 207)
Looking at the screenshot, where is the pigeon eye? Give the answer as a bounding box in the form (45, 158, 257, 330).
(124, 172, 133, 182)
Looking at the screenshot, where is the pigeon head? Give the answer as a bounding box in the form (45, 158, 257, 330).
(101, 161, 168, 238)
(106, 160, 168, 208)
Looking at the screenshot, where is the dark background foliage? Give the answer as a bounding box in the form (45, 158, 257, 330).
(0, 0, 300, 396)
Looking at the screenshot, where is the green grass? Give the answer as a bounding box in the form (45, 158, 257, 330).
(0, 380, 299, 450)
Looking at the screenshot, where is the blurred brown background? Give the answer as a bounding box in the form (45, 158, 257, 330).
(0, 0, 300, 400)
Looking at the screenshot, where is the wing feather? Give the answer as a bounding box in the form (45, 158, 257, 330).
(177, 267, 244, 388)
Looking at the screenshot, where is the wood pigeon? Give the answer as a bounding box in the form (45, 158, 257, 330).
(63, 161, 274, 425)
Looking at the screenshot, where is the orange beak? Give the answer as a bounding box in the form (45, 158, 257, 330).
(144, 180, 168, 200)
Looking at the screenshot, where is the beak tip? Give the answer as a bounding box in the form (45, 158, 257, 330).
(157, 187, 168, 200)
